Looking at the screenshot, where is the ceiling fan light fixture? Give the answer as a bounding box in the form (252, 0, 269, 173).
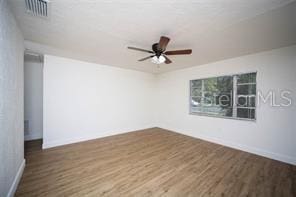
(158, 55, 166, 63)
(128, 36, 192, 65)
(151, 55, 165, 64)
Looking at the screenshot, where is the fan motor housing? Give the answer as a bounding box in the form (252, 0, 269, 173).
(152, 43, 163, 57)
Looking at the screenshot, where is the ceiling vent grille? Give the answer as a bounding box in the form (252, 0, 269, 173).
(25, 0, 49, 17)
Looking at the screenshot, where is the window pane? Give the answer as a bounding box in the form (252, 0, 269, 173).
(204, 76, 232, 93)
(249, 96, 256, 107)
(191, 97, 202, 107)
(190, 72, 256, 120)
(203, 92, 226, 106)
(202, 106, 233, 117)
(237, 108, 255, 119)
(237, 73, 256, 84)
(204, 78, 218, 92)
(202, 82, 233, 117)
(191, 106, 202, 113)
(203, 92, 214, 105)
(191, 80, 202, 89)
(237, 84, 256, 95)
(224, 108, 233, 117)
(190, 75, 234, 118)
(204, 76, 233, 106)
(191, 88, 202, 97)
(237, 95, 256, 107)
(217, 76, 233, 110)
(217, 76, 233, 92)
(219, 93, 232, 107)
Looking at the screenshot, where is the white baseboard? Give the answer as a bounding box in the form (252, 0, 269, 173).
(43, 126, 154, 149)
(158, 127, 296, 166)
(42, 125, 296, 165)
(7, 159, 25, 197)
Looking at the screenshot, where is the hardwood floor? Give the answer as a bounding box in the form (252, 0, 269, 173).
(16, 128, 295, 197)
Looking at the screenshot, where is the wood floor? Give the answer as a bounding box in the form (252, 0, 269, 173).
(16, 128, 295, 197)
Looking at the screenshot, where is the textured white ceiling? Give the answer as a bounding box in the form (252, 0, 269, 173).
(9, 0, 296, 73)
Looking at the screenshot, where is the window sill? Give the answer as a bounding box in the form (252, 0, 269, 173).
(189, 112, 256, 122)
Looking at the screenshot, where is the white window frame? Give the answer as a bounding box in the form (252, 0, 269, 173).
(189, 72, 257, 121)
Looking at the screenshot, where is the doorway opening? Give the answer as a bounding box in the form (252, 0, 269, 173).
(24, 50, 44, 146)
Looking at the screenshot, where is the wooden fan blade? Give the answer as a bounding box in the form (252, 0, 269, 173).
(163, 55, 172, 64)
(127, 47, 153, 53)
(138, 55, 154, 61)
(164, 49, 192, 55)
(158, 36, 170, 51)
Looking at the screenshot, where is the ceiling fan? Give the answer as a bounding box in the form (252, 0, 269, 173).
(127, 36, 192, 64)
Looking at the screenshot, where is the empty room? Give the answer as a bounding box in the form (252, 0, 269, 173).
(1, 0, 296, 196)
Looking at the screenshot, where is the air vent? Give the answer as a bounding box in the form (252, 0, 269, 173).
(25, 0, 49, 17)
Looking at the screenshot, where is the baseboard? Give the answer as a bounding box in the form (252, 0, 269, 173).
(42, 126, 296, 165)
(158, 127, 296, 166)
(43, 126, 155, 149)
(7, 159, 25, 197)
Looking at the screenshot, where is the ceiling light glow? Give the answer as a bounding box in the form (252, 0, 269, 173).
(151, 55, 166, 64)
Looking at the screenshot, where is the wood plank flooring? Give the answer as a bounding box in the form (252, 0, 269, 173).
(16, 128, 296, 197)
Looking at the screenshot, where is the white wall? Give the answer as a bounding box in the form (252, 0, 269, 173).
(43, 46, 296, 165)
(43, 55, 156, 148)
(0, 0, 25, 196)
(156, 45, 296, 165)
(24, 55, 43, 141)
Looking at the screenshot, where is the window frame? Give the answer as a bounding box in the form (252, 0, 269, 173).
(189, 71, 257, 121)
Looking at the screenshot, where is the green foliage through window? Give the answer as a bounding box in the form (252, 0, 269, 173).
(190, 72, 256, 120)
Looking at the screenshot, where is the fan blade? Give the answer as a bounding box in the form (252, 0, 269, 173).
(163, 55, 172, 64)
(138, 55, 154, 61)
(158, 36, 170, 51)
(127, 47, 153, 53)
(164, 49, 192, 55)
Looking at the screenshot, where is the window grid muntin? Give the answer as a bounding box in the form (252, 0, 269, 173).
(190, 72, 257, 121)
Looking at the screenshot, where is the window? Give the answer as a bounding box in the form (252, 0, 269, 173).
(190, 72, 256, 120)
